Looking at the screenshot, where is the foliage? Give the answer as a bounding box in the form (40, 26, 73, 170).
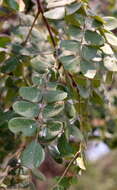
(0, 0, 117, 189)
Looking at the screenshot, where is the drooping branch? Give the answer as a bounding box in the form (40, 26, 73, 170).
(23, 10, 40, 45)
(52, 150, 81, 189)
(36, 0, 56, 48)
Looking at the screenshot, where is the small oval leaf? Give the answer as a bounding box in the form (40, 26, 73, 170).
(19, 87, 42, 103)
(9, 117, 38, 136)
(13, 101, 40, 118)
(43, 90, 67, 103)
(21, 141, 45, 169)
(44, 7, 65, 20)
(85, 30, 104, 46)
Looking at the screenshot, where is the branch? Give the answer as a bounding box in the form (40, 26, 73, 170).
(52, 150, 80, 189)
(23, 10, 40, 45)
(36, 0, 56, 48)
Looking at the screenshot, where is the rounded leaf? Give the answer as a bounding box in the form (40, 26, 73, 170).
(80, 60, 97, 79)
(82, 46, 102, 62)
(60, 40, 80, 52)
(43, 90, 67, 103)
(105, 32, 117, 50)
(13, 101, 40, 118)
(85, 30, 104, 46)
(44, 7, 65, 20)
(9, 117, 38, 136)
(103, 16, 117, 30)
(43, 103, 64, 118)
(21, 141, 45, 169)
(19, 87, 42, 103)
(60, 55, 80, 73)
(31, 56, 49, 74)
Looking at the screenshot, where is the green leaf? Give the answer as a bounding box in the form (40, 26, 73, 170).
(5, 0, 19, 10)
(60, 55, 80, 73)
(1, 56, 20, 73)
(13, 101, 40, 118)
(43, 103, 64, 118)
(66, 2, 82, 15)
(0, 35, 11, 47)
(85, 30, 104, 46)
(75, 14, 85, 26)
(92, 19, 103, 28)
(21, 141, 45, 169)
(104, 55, 117, 71)
(32, 76, 44, 86)
(44, 7, 65, 19)
(82, 46, 102, 62)
(65, 102, 76, 118)
(8, 117, 38, 136)
(31, 56, 49, 74)
(80, 60, 97, 79)
(43, 90, 67, 103)
(39, 121, 63, 142)
(92, 79, 100, 88)
(60, 40, 80, 52)
(78, 85, 90, 99)
(67, 25, 82, 39)
(58, 134, 76, 156)
(105, 32, 117, 50)
(103, 16, 117, 30)
(65, 14, 81, 27)
(90, 90, 104, 105)
(93, 16, 105, 23)
(46, 0, 76, 8)
(70, 125, 84, 142)
(47, 121, 63, 135)
(19, 87, 42, 103)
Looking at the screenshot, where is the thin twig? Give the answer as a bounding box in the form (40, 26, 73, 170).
(36, 0, 56, 48)
(52, 150, 80, 189)
(23, 11, 40, 45)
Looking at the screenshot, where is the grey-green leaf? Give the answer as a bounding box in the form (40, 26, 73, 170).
(9, 117, 38, 136)
(31, 56, 49, 74)
(43, 103, 64, 118)
(103, 16, 117, 30)
(43, 90, 67, 103)
(85, 30, 104, 46)
(80, 60, 97, 79)
(82, 46, 102, 62)
(21, 141, 45, 169)
(44, 7, 65, 20)
(70, 125, 84, 142)
(19, 87, 42, 103)
(60, 55, 80, 73)
(13, 101, 39, 118)
(60, 40, 80, 52)
(66, 2, 82, 15)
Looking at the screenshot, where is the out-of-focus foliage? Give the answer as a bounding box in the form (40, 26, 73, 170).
(70, 150, 117, 190)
